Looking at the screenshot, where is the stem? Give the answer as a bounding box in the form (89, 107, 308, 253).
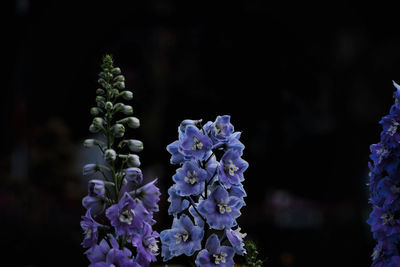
(187, 196, 206, 222)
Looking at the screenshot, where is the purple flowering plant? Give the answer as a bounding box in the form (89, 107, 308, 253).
(81, 55, 160, 266)
(367, 81, 400, 266)
(161, 116, 249, 266)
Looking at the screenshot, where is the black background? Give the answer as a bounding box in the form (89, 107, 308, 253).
(4, 1, 400, 266)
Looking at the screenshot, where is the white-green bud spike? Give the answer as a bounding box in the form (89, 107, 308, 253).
(119, 91, 133, 100)
(114, 75, 125, 82)
(111, 67, 121, 75)
(122, 105, 133, 115)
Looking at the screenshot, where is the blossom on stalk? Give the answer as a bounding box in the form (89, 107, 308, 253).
(195, 234, 235, 267)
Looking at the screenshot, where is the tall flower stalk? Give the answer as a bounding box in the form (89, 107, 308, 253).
(81, 55, 160, 267)
(367, 81, 400, 266)
(161, 116, 248, 266)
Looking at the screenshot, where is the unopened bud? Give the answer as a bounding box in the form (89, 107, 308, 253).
(105, 101, 113, 111)
(83, 139, 97, 148)
(113, 81, 125, 89)
(120, 91, 133, 100)
(90, 107, 101, 116)
(122, 105, 133, 115)
(113, 124, 125, 138)
(126, 117, 140, 128)
(88, 179, 105, 197)
(127, 154, 141, 167)
(114, 75, 125, 82)
(89, 124, 101, 133)
(83, 164, 98, 176)
(125, 167, 143, 184)
(96, 88, 105, 95)
(104, 149, 117, 161)
(93, 117, 104, 127)
(128, 140, 143, 152)
(111, 67, 121, 75)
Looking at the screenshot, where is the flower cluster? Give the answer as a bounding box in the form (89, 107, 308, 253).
(81, 55, 160, 267)
(367, 81, 400, 266)
(161, 116, 248, 266)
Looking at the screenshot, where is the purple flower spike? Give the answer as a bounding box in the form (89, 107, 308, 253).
(195, 234, 235, 267)
(219, 149, 248, 189)
(180, 125, 212, 160)
(198, 186, 244, 230)
(173, 161, 207, 196)
(106, 192, 149, 236)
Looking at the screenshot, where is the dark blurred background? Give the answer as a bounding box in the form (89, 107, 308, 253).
(4, 1, 400, 266)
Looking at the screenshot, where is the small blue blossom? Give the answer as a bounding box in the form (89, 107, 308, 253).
(198, 186, 244, 230)
(132, 222, 159, 267)
(195, 234, 235, 267)
(166, 140, 185, 164)
(180, 125, 212, 160)
(80, 209, 102, 248)
(172, 161, 208, 196)
(134, 179, 161, 214)
(218, 149, 248, 189)
(106, 192, 149, 236)
(88, 179, 106, 197)
(226, 227, 247, 255)
(82, 195, 106, 216)
(167, 185, 190, 216)
(210, 115, 234, 145)
(159, 214, 204, 259)
(125, 167, 143, 184)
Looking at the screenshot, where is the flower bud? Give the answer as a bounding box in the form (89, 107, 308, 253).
(83, 139, 96, 148)
(113, 124, 125, 138)
(127, 154, 141, 167)
(97, 101, 105, 108)
(83, 164, 98, 176)
(125, 167, 143, 184)
(97, 78, 106, 86)
(96, 88, 105, 95)
(113, 103, 124, 112)
(88, 179, 105, 197)
(122, 105, 133, 115)
(104, 149, 117, 161)
(127, 117, 140, 128)
(90, 107, 101, 116)
(113, 81, 125, 89)
(114, 75, 125, 82)
(111, 67, 121, 75)
(93, 117, 104, 127)
(120, 91, 133, 100)
(128, 140, 143, 152)
(105, 101, 113, 111)
(89, 124, 101, 133)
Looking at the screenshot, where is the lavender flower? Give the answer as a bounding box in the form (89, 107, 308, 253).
(81, 55, 159, 266)
(198, 186, 244, 230)
(195, 234, 235, 267)
(167, 185, 189, 216)
(160, 214, 204, 259)
(180, 125, 212, 160)
(219, 148, 248, 189)
(172, 161, 208, 196)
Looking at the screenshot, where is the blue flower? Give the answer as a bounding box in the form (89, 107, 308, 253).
(173, 161, 208, 196)
(167, 185, 189, 216)
(371, 239, 400, 267)
(88, 179, 106, 197)
(106, 192, 149, 236)
(167, 140, 185, 165)
(134, 179, 161, 214)
(210, 115, 234, 145)
(160, 214, 204, 259)
(218, 149, 248, 189)
(180, 125, 212, 160)
(226, 227, 247, 255)
(198, 186, 244, 230)
(195, 234, 234, 267)
(80, 209, 101, 248)
(125, 167, 143, 184)
(367, 205, 400, 240)
(82, 195, 106, 216)
(132, 222, 159, 267)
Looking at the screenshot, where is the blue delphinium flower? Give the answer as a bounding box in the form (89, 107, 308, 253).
(163, 116, 249, 266)
(160, 214, 204, 259)
(367, 81, 400, 266)
(173, 161, 208, 196)
(195, 234, 235, 267)
(81, 55, 159, 266)
(198, 186, 244, 230)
